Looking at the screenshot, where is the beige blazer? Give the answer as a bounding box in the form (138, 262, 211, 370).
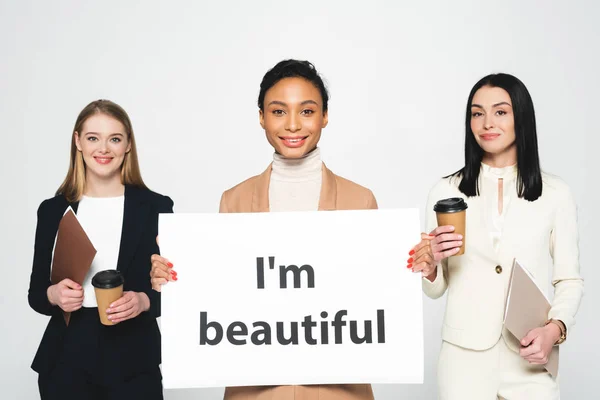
(422, 172, 584, 353)
(219, 163, 377, 400)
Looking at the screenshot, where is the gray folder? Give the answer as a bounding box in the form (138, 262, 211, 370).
(504, 259, 559, 377)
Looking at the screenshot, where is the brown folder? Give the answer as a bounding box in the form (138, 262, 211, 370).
(504, 259, 559, 377)
(50, 207, 97, 325)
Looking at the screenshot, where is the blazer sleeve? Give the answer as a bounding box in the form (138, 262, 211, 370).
(366, 190, 378, 210)
(421, 183, 449, 299)
(219, 191, 229, 213)
(547, 186, 584, 335)
(135, 195, 174, 320)
(28, 200, 61, 317)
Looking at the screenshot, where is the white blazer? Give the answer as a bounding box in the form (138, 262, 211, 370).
(423, 168, 584, 352)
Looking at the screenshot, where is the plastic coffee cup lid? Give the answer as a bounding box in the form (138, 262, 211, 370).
(92, 269, 124, 289)
(434, 197, 468, 213)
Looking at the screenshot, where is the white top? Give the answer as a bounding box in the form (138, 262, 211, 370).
(77, 195, 124, 308)
(480, 163, 518, 252)
(269, 147, 323, 212)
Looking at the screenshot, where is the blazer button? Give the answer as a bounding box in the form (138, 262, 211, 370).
(495, 265, 503, 274)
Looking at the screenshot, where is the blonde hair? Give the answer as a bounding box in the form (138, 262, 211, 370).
(56, 99, 147, 202)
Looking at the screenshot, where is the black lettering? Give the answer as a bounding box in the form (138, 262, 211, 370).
(200, 310, 383, 346)
(199, 312, 223, 345)
(269, 256, 275, 269)
(279, 264, 315, 288)
(350, 320, 373, 344)
(332, 310, 348, 344)
(377, 309, 385, 343)
(276, 322, 299, 345)
(320, 311, 329, 344)
(302, 315, 317, 345)
(226, 321, 248, 345)
(251, 321, 272, 345)
(256, 257, 265, 289)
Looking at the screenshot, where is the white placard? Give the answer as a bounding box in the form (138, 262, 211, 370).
(159, 209, 423, 389)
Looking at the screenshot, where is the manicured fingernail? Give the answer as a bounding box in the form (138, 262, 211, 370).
(167, 262, 174, 268)
(406, 264, 412, 269)
(171, 270, 177, 276)
(409, 249, 415, 256)
(407, 258, 414, 264)
(458, 235, 463, 239)
(173, 276, 178, 281)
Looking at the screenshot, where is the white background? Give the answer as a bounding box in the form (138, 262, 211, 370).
(159, 210, 422, 388)
(1, 0, 597, 399)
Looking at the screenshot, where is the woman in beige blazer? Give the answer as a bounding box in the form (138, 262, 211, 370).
(151, 59, 376, 400)
(410, 73, 583, 399)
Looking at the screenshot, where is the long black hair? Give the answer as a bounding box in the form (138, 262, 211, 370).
(452, 73, 543, 201)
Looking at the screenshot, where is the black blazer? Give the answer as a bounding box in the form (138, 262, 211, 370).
(28, 185, 173, 381)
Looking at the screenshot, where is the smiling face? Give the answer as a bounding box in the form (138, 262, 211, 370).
(470, 85, 517, 164)
(74, 112, 131, 182)
(259, 77, 328, 158)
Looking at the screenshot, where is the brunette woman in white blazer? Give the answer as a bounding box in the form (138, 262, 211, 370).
(410, 73, 583, 399)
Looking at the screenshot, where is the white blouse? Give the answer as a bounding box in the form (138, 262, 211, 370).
(76, 195, 124, 308)
(480, 163, 518, 252)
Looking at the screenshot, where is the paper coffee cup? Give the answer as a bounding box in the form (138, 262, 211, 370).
(434, 197, 468, 255)
(92, 270, 124, 326)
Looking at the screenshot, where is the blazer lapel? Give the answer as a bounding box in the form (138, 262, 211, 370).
(251, 164, 272, 213)
(318, 163, 337, 211)
(116, 185, 149, 274)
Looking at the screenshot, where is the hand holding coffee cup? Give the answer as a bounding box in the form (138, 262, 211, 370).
(105, 291, 150, 324)
(431, 197, 468, 258)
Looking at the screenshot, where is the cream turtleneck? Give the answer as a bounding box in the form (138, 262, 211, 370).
(269, 147, 323, 212)
(480, 162, 518, 252)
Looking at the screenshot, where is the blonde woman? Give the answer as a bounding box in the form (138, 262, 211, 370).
(28, 100, 173, 399)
